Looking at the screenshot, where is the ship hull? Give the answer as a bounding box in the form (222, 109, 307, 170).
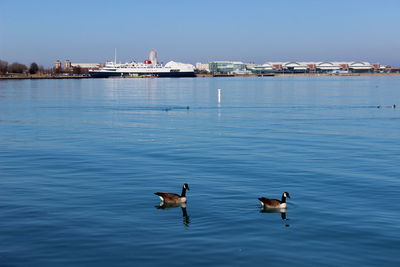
(89, 71, 196, 78)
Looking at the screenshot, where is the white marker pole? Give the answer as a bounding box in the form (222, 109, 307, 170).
(217, 88, 222, 103)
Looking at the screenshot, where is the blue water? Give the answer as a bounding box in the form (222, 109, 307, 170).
(0, 77, 399, 266)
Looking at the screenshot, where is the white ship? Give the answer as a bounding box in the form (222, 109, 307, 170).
(89, 50, 195, 78)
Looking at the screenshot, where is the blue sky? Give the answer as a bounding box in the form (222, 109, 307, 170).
(1, 0, 399, 67)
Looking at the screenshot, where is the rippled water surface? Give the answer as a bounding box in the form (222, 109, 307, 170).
(1, 77, 399, 266)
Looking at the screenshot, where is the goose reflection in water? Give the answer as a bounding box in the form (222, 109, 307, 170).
(156, 202, 190, 227)
(260, 208, 290, 227)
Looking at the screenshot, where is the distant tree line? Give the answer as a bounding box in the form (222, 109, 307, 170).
(0, 59, 87, 76)
(0, 59, 47, 75)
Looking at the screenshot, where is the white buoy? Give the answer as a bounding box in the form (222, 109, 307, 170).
(217, 88, 222, 103)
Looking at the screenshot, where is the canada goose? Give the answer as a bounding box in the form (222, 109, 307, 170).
(154, 183, 190, 203)
(259, 192, 291, 209)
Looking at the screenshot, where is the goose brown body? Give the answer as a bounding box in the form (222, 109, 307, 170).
(154, 192, 186, 203)
(155, 184, 189, 204)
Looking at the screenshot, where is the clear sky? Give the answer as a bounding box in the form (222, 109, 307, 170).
(1, 0, 399, 67)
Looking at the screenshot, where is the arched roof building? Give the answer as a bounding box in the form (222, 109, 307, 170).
(282, 62, 309, 72)
(349, 62, 373, 72)
(316, 62, 342, 72)
(248, 63, 275, 73)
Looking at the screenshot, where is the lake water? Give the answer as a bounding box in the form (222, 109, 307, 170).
(0, 76, 399, 266)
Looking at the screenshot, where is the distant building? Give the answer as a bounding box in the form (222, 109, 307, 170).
(247, 63, 275, 74)
(348, 62, 373, 73)
(54, 60, 62, 70)
(64, 60, 72, 71)
(209, 61, 246, 74)
(316, 62, 342, 72)
(380, 65, 392, 73)
(53, 60, 102, 74)
(389, 67, 400, 73)
(70, 63, 102, 69)
(195, 63, 210, 72)
(244, 61, 377, 74)
(282, 62, 309, 73)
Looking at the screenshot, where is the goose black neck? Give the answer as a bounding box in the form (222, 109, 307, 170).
(181, 186, 187, 197)
(281, 195, 287, 203)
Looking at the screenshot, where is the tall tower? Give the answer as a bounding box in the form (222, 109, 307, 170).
(149, 50, 158, 66)
(64, 60, 72, 71)
(54, 60, 62, 70)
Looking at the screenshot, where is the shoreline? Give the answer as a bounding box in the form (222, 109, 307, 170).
(1, 72, 400, 80)
(0, 74, 90, 80)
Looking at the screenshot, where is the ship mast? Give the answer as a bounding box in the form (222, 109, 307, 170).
(114, 48, 117, 64)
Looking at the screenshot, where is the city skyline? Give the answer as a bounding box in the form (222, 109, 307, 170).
(1, 0, 400, 67)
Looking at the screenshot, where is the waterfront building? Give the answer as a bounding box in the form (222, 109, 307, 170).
(206, 61, 384, 74)
(348, 62, 373, 73)
(389, 67, 400, 73)
(54, 60, 101, 72)
(70, 63, 102, 69)
(247, 63, 275, 74)
(258, 62, 310, 73)
(307, 63, 317, 73)
(282, 62, 309, 73)
(195, 63, 210, 72)
(209, 61, 246, 74)
(370, 64, 390, 73)
(316, 62, 342, 72)
(64, 60, 72, 71)
(251, 61, 377, 73)
(272, 63, 283, 72)
(54, 60, 62, 70)
(379, 65, 391, 73)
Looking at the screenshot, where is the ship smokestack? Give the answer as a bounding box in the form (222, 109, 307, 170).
(149, 50, 158, 66)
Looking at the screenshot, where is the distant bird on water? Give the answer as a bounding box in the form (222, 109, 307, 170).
(155, 184, 190, 203)
(259, 192, 291, 209)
